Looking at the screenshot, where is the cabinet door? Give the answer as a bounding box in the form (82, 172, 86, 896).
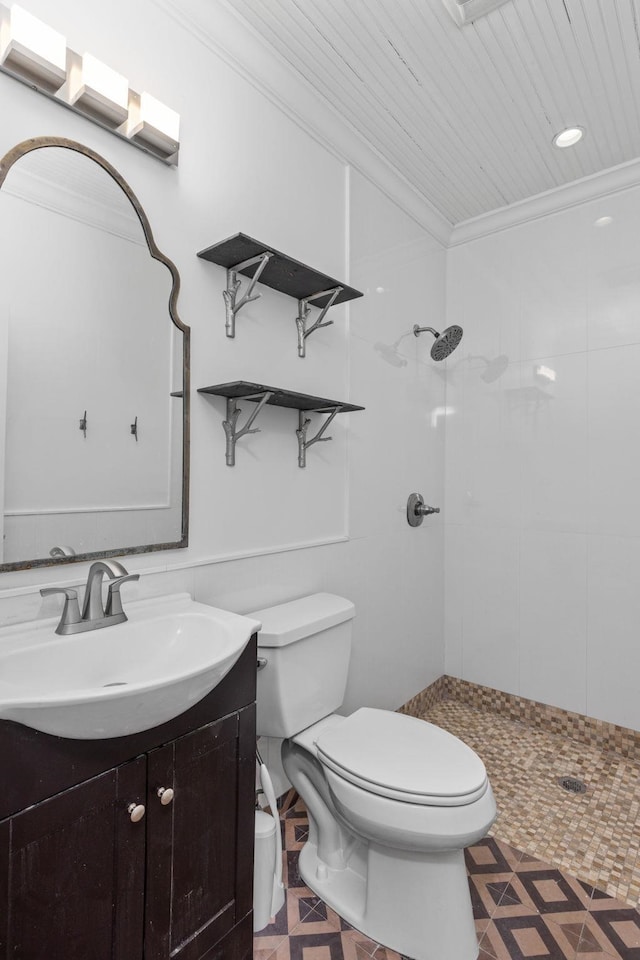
(145, 706, 255, 960)
(0, 756, 146, 960)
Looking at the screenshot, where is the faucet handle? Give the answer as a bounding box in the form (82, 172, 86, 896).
(105, 574, 140, 618)
(40, 587, 82, 635)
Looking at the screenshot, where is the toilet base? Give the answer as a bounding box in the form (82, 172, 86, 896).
(298, 836, 479, 960)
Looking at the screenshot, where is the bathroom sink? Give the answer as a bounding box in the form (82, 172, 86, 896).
(0, 593, 261, 739)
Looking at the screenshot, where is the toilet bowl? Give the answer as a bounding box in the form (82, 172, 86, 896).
(314, 707, 495, 849)
(251, 594, 496, 960)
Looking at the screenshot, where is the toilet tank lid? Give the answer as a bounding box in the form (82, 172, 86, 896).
(249, 593, 355, 647)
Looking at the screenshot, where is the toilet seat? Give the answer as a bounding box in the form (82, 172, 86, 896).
(314, 707, 488, 806)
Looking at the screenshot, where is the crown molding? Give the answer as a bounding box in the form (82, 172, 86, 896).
(150, 0, 453, 248)
(450, 154, 640, 245)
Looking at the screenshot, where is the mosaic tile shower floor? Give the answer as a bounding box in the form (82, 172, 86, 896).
(254, 792, 640, 960)
(422, 699, 640, 908)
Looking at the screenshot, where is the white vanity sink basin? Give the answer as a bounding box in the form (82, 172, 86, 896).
(0, 593, 261, 739)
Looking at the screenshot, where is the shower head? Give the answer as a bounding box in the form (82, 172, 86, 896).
(413, 324, 464, 361)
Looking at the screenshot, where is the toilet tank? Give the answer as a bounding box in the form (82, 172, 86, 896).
(249, 593, 354, 739)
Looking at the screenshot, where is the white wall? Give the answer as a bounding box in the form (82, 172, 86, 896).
(0, 0, 446, 714)
(445, 184, 640, 731)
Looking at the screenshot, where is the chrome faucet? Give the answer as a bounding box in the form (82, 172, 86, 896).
(41, 560, 140, 635)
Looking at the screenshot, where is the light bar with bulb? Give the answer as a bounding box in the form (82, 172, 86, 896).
(121, 91, 180, 161)
(62, 52, 129, 126)
(0, 4, 66, 91)
(0, 2, 180, 165)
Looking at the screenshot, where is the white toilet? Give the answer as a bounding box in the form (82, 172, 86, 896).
(251, 593, 496, 960)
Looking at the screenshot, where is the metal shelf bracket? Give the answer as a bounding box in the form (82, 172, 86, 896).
(199, 381, 363, 467)
(296, 406, 342, 468)
(222, 391, 273, 466)
(223, 251, 273, 338)
(296, 286, 343, 358)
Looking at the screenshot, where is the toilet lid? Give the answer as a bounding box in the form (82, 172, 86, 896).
(315, 707, 488, 806)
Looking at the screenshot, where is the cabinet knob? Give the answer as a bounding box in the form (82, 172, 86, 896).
(128, 802, 146, 823)
(157, 786, 174, 805)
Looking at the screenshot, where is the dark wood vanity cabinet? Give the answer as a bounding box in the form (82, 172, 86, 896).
(145, 710, 254, 960)
(3, 758, 148, 959)
(0, 636, 257, 960)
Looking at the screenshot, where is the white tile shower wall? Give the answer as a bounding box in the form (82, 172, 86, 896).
(445, 186, 640, 731)
(337, 171, 447, 712)
(0, 1, 446, 713)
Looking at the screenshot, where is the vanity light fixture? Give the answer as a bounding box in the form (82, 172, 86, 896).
(120, 91, 180, 162)
(0, 4, 66, 91)
(63, 52, 129, 127)
(0, 3, 180, 165)
(553, 126, 585, 148)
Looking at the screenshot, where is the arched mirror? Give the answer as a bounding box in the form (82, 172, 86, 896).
(0, 137, 189, 571)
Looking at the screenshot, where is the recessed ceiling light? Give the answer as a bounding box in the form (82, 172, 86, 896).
(553, 126, 585, 148)
(594, 216, 613, 228)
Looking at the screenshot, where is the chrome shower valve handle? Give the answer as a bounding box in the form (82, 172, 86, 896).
(407, 492, 440, 527)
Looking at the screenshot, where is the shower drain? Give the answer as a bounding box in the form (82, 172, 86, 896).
(558, 776, 587, 794)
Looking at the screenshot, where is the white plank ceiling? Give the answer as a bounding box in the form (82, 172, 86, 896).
(224, 0, 640, 225)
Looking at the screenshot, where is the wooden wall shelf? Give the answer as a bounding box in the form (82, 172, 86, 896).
(197, 233, 363, 356)
(198, 381, 364, 467)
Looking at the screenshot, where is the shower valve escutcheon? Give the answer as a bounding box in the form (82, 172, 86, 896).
(407, 493, 440, 527)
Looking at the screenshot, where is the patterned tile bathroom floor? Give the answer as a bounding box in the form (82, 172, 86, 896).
(254, 792, 640, 960)
(422, 699, 640, 908)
